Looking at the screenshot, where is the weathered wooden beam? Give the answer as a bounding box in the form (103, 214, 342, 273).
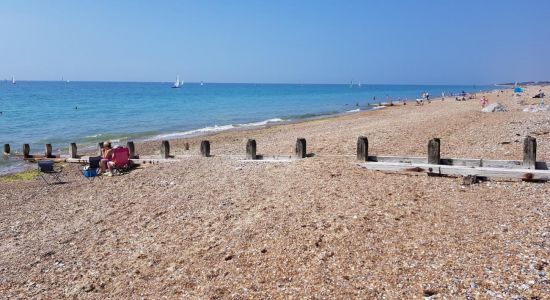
(357, 136, 368, 161)
(3, 144, 9, 155)
(360, 162, 550, 181)
(200, 140, 210, 157)
(295, 138, 307, 158)
(523, 136, 536, 169)
(45, 144, 53, 158)
(161, 140, 170, 159)
(23, 144, 30, 158)
(98, 142, 104, 156)
(366, 155, 548, 170)
(127, 141, 136, 158)
(184, 142, 190, 151)
(246, 139, 257, 160)
(69, 143, 78, 159)
(428, 138, 441, 164)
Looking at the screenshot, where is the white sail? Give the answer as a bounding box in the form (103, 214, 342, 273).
(173, 75, 182, 88)
(11, 76, 16, 84)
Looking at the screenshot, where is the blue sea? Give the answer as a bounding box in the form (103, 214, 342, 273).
(0, 81, 498, 174)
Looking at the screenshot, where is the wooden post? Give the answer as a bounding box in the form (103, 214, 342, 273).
(246, 139, 257, 160)
(3, 144, 9, 155)
(98, 142, 104, 156)
(45, 144, 53, 158)
(23, 144, 30, 158)
(295, 138, 307, 158)
(428, 138, 441, 164)
(69, 143, 77, 159)
(200, 140, 210, 157)
(127, 141, 136, 159)
(184, 142, 189, 151)
(523, 136, 536, 169)
(161, 140, 170, 159)
(357, 136, 368, 161)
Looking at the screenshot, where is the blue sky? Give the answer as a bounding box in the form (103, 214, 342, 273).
(1, 0, 549, 84)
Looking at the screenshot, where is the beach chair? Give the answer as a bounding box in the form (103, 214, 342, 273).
(37, 160, 63, 185)
(109, 147, 131, 175)
(81, 156, 101, 181)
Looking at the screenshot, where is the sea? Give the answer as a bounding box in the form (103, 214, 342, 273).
(0, 81, 500, 174)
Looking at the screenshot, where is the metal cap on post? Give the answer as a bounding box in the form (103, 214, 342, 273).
(69, 143, 78, 159)
(200, 140, 210, 157)
(523, 136, 536, 169)
(246, 139, 257, 160)
(161, 140, 170, 159)
(428, 138, 441, 165)
(295, 138, 307, 159)
(357, 136, 369, 161)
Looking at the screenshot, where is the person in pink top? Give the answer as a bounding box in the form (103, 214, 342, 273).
(480, 96, 488, 107)
(99, 141, 113, 175)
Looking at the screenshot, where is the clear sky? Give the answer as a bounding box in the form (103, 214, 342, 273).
(1, 0, 549, 84)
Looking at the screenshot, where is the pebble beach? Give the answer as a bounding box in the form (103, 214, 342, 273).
(1, 86, 549, 298)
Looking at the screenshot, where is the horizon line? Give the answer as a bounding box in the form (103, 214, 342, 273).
(1, 79, 501, 86)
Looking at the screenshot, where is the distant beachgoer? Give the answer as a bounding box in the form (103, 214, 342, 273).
(425, 92, 430, 103)
(441, 92, 445, 100)
(99, 141, 113, 175)
(480, 96, 488, 107)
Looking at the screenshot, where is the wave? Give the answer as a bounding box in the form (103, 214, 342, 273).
(150, 118, 285, 140)
(346, 108, 361, 113)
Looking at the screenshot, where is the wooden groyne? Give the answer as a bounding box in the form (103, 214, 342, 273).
(358, 136, 549, 182)
(3, 135, 549, 182)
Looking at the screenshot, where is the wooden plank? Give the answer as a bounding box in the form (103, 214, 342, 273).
(357, 136, 368, 161)
(523, 136, 536, 169)
(295, 138, 306, 158)
(368, 155, 426, 164)
(45, 144, 53, 158)
(428, 138, 441, 164)
(98, 142, 104, 156)
(23, 144, 31, 158)
(69, 143, 78, 159)
(200, 140, 210, 157)
(368, 155, 547, 170)
(246, 139, 257, 160)
(161, 140, 170, 159)
(127, 141, 136, 159)
(359, 162, 550, 181)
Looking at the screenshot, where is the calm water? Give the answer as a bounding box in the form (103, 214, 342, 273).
(0, 81, 497, 173)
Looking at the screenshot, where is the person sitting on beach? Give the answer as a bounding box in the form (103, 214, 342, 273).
(99, 141, 113, 175)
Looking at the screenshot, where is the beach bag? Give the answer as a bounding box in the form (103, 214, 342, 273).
(83, 166, 97, 177)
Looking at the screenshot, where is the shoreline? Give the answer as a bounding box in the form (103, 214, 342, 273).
(0, 87, 504, 176)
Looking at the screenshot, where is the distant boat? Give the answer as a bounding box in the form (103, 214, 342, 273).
(172, 75, 183, 88)
(11, 76, 16, 84)
(200, 81, 204, 86)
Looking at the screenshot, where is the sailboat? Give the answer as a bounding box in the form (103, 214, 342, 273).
(11, 76, 16, 84)
(172, 75, 183, 88)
